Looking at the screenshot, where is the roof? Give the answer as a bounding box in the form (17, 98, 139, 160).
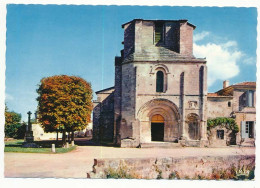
(232, 82, 256, 87)
(121, 19, 196, 29)
(207, 93, 233, 98)
(95, 86, 115, 94)
(216, 81, 256, 96)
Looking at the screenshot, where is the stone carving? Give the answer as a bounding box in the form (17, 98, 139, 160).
(188, 101, 198, 109)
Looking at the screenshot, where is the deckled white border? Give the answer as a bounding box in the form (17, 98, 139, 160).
(0, 1, 259, 188)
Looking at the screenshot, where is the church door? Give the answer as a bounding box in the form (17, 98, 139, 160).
(151, 114, 164, 141)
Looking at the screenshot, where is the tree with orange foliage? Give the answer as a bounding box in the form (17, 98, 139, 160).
(36, 75, 93, 146)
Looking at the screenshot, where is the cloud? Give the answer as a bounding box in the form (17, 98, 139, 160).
(194, 36, 243, 86)
(242, 57, 256, 65)
(5, 93, 14, 101)
(193, 31, 210, 42)
(222, 41, 238, 49)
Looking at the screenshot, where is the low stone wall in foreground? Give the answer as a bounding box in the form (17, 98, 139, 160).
(87, 155, 255, 179)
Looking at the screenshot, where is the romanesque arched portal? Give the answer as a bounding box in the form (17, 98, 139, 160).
(137, 99, 180, 143)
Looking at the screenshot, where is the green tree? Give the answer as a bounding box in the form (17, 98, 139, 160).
(36, 75, 93, 145)
(5, 105, 24, 138)
(5, 105, 21, 126)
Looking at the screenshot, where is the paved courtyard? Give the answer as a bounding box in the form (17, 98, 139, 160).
(4, 143, 255, 179)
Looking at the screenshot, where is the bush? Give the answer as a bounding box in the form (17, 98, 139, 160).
(106, 166, 135, 179)
(5, 123, 26, 139)
(207, 117, 239, 132)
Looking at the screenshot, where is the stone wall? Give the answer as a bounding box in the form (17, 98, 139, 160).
(124, 20, 194, 57)
(179, 22, 193, 56)
(207, 97, 233, 118)
(114, 57, 122, 144)
(87, 155, 255, 179)
(93, 92, 115, 142)
(207, 126, 235, 147)
(32, 124, 62, 140)
(120, 63, 136, 139)
(123, 22, 135, 59)
(233, 89, 256, 113)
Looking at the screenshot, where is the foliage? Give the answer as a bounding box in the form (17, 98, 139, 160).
(207, 117, 239, 132)
(5, 105, 21, 126)
(5, 105, 24, 138)
(169, 171, 180, 179)
(4, 123, 26, 139)
(210, 165, 255, 180)
(106, 165, 136, 179)
(36, 75, 93, 133)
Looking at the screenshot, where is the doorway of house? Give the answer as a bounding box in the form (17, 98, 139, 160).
(247, 121, 254, 138)
(151, 114, 164, 141)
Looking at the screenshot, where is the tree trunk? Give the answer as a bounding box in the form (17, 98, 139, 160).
(68, 132, 71, 143)
(62, 130, 66, 147)
(71, 131, 74, 142)
(56, 131, 58, 142)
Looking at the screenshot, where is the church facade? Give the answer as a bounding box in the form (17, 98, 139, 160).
(92, 19, 256, 147)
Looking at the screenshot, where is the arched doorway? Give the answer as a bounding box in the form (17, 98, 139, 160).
(137, 99, 180, 143)
(187, 113, 200, 140)
(151, 114, 164, 141)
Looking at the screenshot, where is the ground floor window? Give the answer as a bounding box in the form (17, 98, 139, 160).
(217, 130, 224, 139)
(246, 121, 254, 138)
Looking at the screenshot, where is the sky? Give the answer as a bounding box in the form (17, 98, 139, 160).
(5, 5, 257, 121)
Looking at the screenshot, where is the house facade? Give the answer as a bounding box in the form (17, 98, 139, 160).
(92, 19, 256, 147)
(208, 81, 256, 146)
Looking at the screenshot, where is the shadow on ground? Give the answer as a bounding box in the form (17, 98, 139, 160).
(5, 137, 117, 148)
(74, 137, 117, 147)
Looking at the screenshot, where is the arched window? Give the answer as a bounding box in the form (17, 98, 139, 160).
(156, 71, 164, 92)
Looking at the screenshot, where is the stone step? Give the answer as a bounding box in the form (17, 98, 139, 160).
(185, 140, 201, 147)
(140, 142, 180, 148)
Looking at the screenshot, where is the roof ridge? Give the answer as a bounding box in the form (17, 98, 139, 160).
(95, 86, 115, 94)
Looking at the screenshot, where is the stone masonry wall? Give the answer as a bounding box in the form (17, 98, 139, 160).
(93, 91, 115, 142)
(92, 102, 101, 140)
(120, 63, 136, 139)
(87, 155, 255, 179)
(207, 97, 233, 118)
(114, 57, 122, 144)
(123, 20, 196, 62)
(233, 89, 256, 113)
(180, 22, 193, 56)
(135, 62, 206, 118)
(123, 23, 135, 59)
(135, 62, 205, 97)
(165, 22, 180, 52)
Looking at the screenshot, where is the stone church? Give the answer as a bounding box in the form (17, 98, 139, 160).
(93, 19, 256, 147)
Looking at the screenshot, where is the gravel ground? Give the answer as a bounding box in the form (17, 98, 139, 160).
(4, 144, 255, 178)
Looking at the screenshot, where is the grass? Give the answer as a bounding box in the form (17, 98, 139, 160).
(4, 139, 77, 154)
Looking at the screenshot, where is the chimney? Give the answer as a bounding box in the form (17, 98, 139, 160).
(223, 80, 229, 89)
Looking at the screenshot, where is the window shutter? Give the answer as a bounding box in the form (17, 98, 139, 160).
(248, 91, 253, 107)
(241, 121, 247, 139)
